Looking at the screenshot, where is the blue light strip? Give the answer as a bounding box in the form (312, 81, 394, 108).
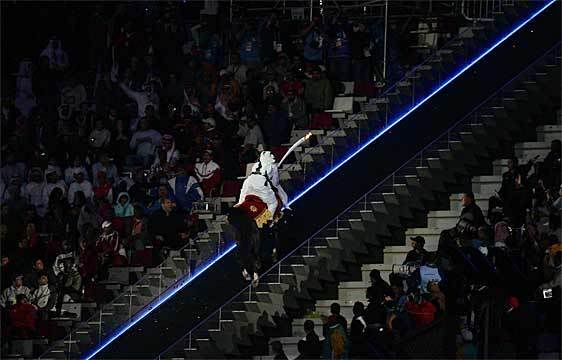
(82, 242, 237, 360)
(288, 0, 557, 206)
(82, 2, 555, 358)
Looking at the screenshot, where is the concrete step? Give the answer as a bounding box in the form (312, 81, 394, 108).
(471, 175, 503, 198)
(266, 335, 325, 360)
(291, 317, 324, 338)
(536, 125, 562, 142)
(514, 141, 553, 163)
(315, 300, 361, 322)
(426, 209, 459, 229)
(449, 193, 491, 213)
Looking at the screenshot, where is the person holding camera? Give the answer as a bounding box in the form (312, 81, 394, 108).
(456, 192, 486, 239)
(52, 253, 82, 317)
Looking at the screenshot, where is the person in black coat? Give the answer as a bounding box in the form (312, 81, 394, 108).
(403, 236, 430, 265)
(148, 198, 187, 249)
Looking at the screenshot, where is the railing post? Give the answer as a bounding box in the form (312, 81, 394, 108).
(68, 329, 72, 357)
(382, 0, 389, 80)
(412, 75, 416, 106)
(483, 302, 490, 359)
(129, 285, 133, 320)
(158, 273, 162, 300)
(98, 310, 103, 344)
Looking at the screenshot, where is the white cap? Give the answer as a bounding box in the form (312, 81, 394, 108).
(102, 221, 112, 229)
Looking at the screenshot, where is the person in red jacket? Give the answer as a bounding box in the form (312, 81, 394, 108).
(405, 294, 437, 328)
(9, 294, 37, 339)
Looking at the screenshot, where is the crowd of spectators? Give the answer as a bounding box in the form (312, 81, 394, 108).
(0, 2, 396, 352)
(290, 141, 561, 359)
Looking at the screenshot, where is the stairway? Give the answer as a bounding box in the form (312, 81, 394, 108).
(42, 7, 534, 359)
(158, 46, 560, 360)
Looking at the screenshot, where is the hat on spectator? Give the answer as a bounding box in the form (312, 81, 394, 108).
(13, 274, 23, 281)
(410, 236, 425, 246)
(102, 221, 112, 229)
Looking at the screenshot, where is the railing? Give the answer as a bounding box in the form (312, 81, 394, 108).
(461, 0, 514, 22)
(39, 231, 233, 358)
(278, 10, 507, 194)
(158, 43, 560, 359)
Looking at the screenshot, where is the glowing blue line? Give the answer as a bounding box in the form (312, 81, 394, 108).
(288, 0, 557, 206)
(82, 1, 555, 358)
(82, 242, 237, 360)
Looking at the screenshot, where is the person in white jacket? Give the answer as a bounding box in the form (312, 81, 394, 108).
(30, 275, 52, 310)
(111, 64, 159, 131)
(67, 170, 93, 204)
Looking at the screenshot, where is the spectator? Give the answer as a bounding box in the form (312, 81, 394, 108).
(367, 269, 393, 304)
(96, 221, 124, 266)
(114, 192, 134, 218)
(1, 275, 31, 308)
(405, 293, 437, 329)
(67, 170, 93, 204)
(271, 340, 288, 360)
(52, 253, 82, 316)
(152, 134, 180, 171)
(327, 17, 351, 82)
(403, 236, 430, 265)
(304, 67, 333, 113)
(237, 115, 264, 149)
(43, 167, 67, 206)
(195, 150, 221, 196)
(64, 156, 89, 185)
(23, 258, 47, 290)
(350, 22, 372, 84)
(22, 167, 48, 217)
(60, 76, 87, 114)
(297, 319, 322, 359)
(128, 118, 161, 166)
(8, 294, 37, 339)
(226, 53, 248, 85)
(302, 16, 325, 65)
(167, 170, 203, 213)
(427, 281, 446, 313)
(456, 192, 486, 237)
(148, 198, 187, 249)
(504, 171, 532, 227)
(29, 274, 53, 310)
(14, 59, 37, 118)
(89, 119, 112, 150)
(349, 301, 369, 358)
(113, 70, 160, 131)
(323, 304, 349, 359)
(238, 22, 261, 67)
(323, 302, 348, 331)
(92, 153, 119, 186)
(540, 140, 561, 190)
(0, 153, 26, 187)
(40, 37, 69, 72)
(281, 88, 307, 129)
(261, 102, 290, 147)
(551, 184, 562, 211)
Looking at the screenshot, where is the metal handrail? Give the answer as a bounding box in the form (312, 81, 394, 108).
(39, 230, 226, 358)
(278, 15, 498, 186)
(461, 0, 512, 22)
(158, 43, 560, 359)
